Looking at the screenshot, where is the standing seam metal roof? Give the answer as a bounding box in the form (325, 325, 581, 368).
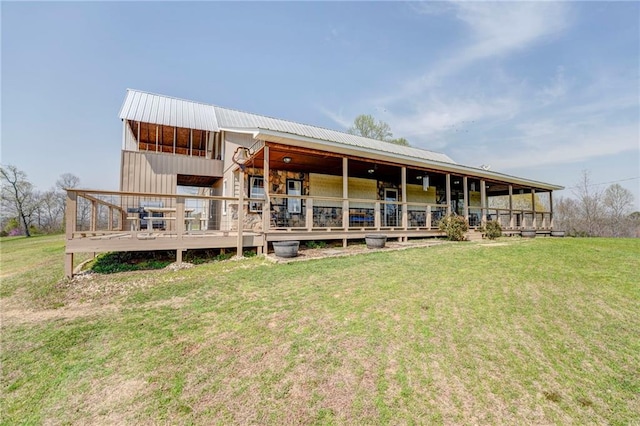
(119, 89, 456, 164)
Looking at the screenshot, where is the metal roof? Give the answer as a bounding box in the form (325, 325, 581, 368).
(119, 89, 455, 164)
(119, 89, 219, 132)
(213, 106, 456, 164)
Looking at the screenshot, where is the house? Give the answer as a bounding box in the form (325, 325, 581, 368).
(64, 89, 563, 277)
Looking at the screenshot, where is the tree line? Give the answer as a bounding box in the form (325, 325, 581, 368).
(1, 165, 638, 238)
(554, 171, 638, 238)
(0, 165, 84, 237)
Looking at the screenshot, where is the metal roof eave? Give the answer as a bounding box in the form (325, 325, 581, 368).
(253, 128, 564, 191)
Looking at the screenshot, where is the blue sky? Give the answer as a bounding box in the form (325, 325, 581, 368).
(2, 2, 639, 208)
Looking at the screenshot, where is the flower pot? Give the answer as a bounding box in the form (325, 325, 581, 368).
(365, 234, 387, 249)
(551, 230, 565, 237)
(272, 241, 299, 258)
(521, 229, 536, 238)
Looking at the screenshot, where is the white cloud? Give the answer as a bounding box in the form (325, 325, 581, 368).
(537, 66, 568, 104)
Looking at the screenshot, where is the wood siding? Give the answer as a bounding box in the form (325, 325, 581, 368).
(120, 151, 224, 194)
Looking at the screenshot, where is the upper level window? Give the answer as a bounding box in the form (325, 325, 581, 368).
(249, 176, 264, 212)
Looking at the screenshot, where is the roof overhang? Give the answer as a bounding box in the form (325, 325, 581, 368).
(252, 128, 564, 191)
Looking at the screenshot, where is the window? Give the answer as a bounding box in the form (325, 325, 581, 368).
(287, 179, 302, 213)
(222, 179, 227, 215)
(249, 176, 264, 212)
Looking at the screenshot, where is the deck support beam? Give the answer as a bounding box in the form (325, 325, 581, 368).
(401, 167, 407, 240)
(65, 191, 77, 279)
(263, 145, 271, 254)
(463, 176, 469, 223)
(445, 174, 452, 215)
(237, 169, 245, 257)
(509, 185, 514, 229)
(480, 179, 487, 225)
(342, 157, 348, 247)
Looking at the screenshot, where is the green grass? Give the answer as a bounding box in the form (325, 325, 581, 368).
(1, 236, 639, 424)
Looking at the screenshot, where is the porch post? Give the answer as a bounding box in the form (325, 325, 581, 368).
(426, 205, 432, 229)
(374, 201, 381, 230)
(550, 191, 554, 229)
(401, 167, 407, 235)
(509, 185, 514, 229)
(176, 196, 185, 264)
(262, 145, 271, 253)
(480, 179, 487, 225)
(64, 190, 77, 279)
(463, 176, 469, 223)
(90, 200, 97, 231)
(446, 174, 452, 215)
(531, 189, 537, 229)
(237, 170, 245, 257)
(342, 157, 349, 247)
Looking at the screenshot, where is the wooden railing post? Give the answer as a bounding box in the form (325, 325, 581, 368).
(65, 191, 77, 279)
(176, 196, 185, 264)
(306, 198, 313, 231)
(374, 201, 381, 230)
(90, 200, 97, 231)
(426, 205, 432, 229)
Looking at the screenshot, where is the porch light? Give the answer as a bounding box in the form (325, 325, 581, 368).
(416, 176, 422, 180)
(368, 168, 375, 174)
(283, 156, 292, 164)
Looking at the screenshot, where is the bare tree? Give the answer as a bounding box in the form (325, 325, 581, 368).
(603, 184, 634, 237)
(572, 170, 604, 237)
(0, 165, 40, 237)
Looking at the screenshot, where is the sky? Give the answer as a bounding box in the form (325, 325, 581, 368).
(2, 1, 639, 209)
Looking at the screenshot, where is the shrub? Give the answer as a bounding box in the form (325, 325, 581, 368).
(306, 240, 327, 249)
(480, 220, 502, 240)
(438, 214, 469, 241)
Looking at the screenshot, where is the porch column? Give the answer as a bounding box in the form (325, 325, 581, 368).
(509, 185, 514, 229)
(262, 145, 271, 253)
(463, 176, 469, 222)
(90, 200, 97, 231)
(446, 174, 452, 215)
(342, 157, 348, 247)
(480, 179, 487, 225)
(176, 196, 185, 264)
(374, 201, 381, 230)
(64, 190, 77, 279)
(237, 170, 245, 257)
(401, 167, 407, 234)
(531, 189, 537, 229)
(550, 191, 554, 229)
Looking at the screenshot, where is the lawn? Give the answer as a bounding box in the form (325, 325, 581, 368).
(1, 235, 639, 424)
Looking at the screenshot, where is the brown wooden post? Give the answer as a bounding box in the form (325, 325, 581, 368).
(463, 176, 469, 223)
(108, 207, 113, 231)
(65, 191, 77, 279)
(508, 185, 514, 229)
(237, 170, 245, 257)
(176, 196, 185, 264)
(374, 201, 381, 230)
(445, 174, 452, 215)
(342, 157, 348, 247)
(401, 167, 407, 238)
(550, 191, 554, 229)
(262, 145, 271, 253)
(426, 205, 432, 229)
(306, 198, 313, 231)
(531, 189, 537, 229)
(90, 200, 97, 231)
(480, 179, 487, 226)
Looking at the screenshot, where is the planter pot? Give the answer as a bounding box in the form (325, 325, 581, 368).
(551, 230, 565, 237)
(365, 234, 387, 249)
(521, 229, 536, 238)
(272, 241, 299, 258)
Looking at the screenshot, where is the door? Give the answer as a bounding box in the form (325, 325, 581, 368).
(384, 188, 398, 227)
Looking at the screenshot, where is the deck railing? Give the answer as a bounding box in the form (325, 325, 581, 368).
(66, 189, 554, 241)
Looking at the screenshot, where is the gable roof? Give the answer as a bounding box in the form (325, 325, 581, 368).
(119, 89, 456, 165)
